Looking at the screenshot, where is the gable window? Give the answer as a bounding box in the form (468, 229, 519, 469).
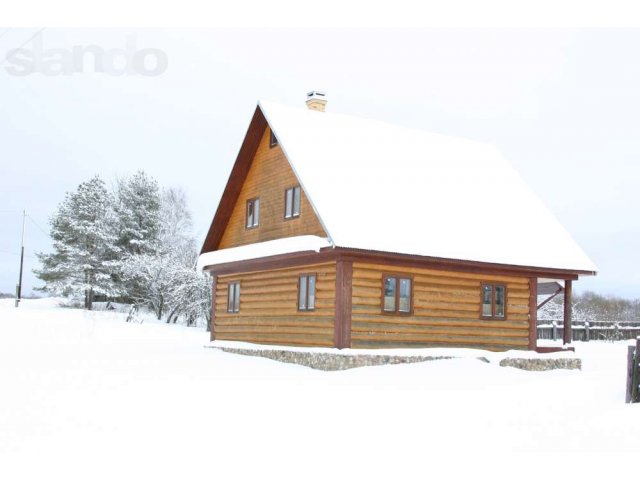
(270, 130, 278, 148)
(246, 198, 260, 229)
(298, 274, 316, 311)
(481, 284, 506, 319)
(227, 282, 240, 313)
(382, 275, 412, 314)
(285, 186, 301, 219)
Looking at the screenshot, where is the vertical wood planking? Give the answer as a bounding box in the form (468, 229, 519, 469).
(564, 279, 573, 345)
(210, 274, 217, 342)
(335, 260, 353, 349)
(528, 277, 537, 350)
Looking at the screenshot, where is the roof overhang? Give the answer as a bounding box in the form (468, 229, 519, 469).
(202, 244, 595, 279)
(198, 235, 332, 270)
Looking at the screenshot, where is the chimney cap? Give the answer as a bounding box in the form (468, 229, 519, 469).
(306, 91, 327, 112)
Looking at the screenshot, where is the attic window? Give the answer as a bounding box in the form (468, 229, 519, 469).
(382, 275, 412, 314)
(269, 130, 278, 148)
(246, 198, 260, 229)
(285, 186, 301, 219)
(481, 284, 506, 319)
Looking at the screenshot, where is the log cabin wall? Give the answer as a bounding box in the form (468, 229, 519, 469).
(214, 262, 336, 347)
(351, 262, 531, 350)
(218, 127, 327, 249)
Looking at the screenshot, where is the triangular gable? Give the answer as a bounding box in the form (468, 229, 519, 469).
(200, 106, 327, 253)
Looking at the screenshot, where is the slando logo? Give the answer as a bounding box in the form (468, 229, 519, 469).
(4, 35, 168, 76)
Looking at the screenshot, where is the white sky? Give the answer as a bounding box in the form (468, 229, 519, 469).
(0, 28, 638, 297)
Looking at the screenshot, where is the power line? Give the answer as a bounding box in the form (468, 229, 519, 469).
(26, 215, 49, 237)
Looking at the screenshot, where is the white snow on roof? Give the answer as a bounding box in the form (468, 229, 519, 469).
(198, 235, 332, 270)
(259, 100, 597, 273)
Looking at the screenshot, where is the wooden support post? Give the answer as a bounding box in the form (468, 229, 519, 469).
(585, 321, 590, 342)
(563, 279, 572, 345)
(334, 260, 353, 349)
(632, 337, 640, 403)
(210, 274, 217, 342)
(627, 338, 640, 403)
(528, 277, 537, 350)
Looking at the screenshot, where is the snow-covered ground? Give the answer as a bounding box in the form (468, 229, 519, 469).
(0, 299, 638, 479)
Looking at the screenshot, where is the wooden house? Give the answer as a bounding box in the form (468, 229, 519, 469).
(198, 92, 597, 351)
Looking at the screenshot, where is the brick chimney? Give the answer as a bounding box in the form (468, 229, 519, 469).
(305, 91, 327, 112)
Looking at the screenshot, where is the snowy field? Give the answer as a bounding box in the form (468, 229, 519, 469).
(0, 299, 638, 479)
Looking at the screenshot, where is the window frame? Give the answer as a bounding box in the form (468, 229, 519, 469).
(297, 273, 317, 312)
(284, 185, 301, 220)
(227, 281, 240, 313)
(269, 129, 278, 148)
(245, 197, 260, 229)
(381, 274, 413, 315)
(480, 283, 507, 320)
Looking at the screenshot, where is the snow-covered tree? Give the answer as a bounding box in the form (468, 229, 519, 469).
(35, 176, 119, 309)
(36, 173, 212, 324)
(112, 171, 163, 299)
(167, 268, 212, 328)
(120, 252, 179, 319)
(119, 186, 210, 324)
(114, 171, 162, 257)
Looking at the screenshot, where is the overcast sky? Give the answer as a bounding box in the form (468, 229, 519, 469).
(0, 28, 638, 298)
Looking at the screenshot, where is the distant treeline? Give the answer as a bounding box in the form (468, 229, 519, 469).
(0, 292, 42, 300)
(539, 290, 640, 323)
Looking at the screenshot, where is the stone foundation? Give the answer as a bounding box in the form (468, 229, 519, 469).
(211, 346, 581, 371)
(499, 357, 581, 371)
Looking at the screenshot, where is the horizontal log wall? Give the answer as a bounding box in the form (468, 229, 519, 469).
(215, 262, 336, 347)
(218, 127, 326, 249)
(351, 262, 531, 351)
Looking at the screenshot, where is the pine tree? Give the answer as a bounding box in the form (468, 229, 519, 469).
(112, 171, 163, 299)
(114, 171, 162, 256)
(34, 176, 119, 309)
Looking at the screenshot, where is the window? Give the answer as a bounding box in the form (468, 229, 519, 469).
(481, 284, 506, 319)
(227, 282, 240, 313)
(284, 186, 301, 219)
(246, 198, 259, 229)
(270, 129, 278, 148)
(382, 275, 412, 314)
(298, 274, 316, 311)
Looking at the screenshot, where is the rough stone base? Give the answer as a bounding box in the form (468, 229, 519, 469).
(215, 347, 453, 371)
(499, 357, 581, 371)
(212, 346, 581, 371)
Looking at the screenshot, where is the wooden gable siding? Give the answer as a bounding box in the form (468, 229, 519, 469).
(214, 262, 336, 347)
(350, 262, 531, 350)
(218, 128, 326, 249)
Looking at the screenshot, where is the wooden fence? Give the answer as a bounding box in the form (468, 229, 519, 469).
(537, 320, 640, 342)
(626, 337, 640, 403)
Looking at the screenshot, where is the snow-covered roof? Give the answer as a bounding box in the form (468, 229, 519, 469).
(197, 235, 331, 270)
(258, 100, 596, 274)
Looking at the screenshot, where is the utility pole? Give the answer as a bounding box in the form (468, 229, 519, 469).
(15, 210, 25, 308)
